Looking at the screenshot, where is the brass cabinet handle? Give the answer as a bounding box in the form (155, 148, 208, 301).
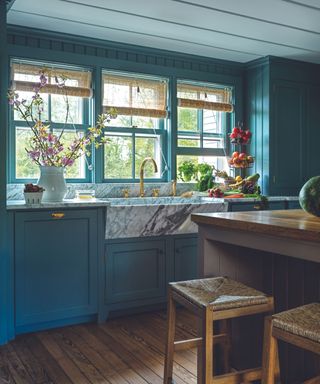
(253, 205, 261, 210)
(51, 212, 65, 219)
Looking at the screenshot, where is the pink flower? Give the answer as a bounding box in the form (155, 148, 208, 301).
(47, 133, 57, 143)
(61, 157, 74, 167)
(28, 150, 40, 160)
(46, 147, 55, 156)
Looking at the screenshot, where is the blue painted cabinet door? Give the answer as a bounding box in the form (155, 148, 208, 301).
(174, 237, 198, 281)
(305, 85, 320, 180)
(105, 239, 166, 304)
(15, 209, 98, 329)
(270, 80, 306, 196)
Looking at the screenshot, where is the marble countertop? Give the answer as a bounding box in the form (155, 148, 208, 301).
(6, 198, 110, 210)
(6, 195, 299, 210)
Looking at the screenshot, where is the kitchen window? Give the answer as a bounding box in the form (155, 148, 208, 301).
(10, 60, 91, 182)
(101, 71, 168, 181)
(176, 80, 233, 176)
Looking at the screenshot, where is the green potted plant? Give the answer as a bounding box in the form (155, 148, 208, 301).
(196, 163, 214, 192)
(177, 160, 197, 182)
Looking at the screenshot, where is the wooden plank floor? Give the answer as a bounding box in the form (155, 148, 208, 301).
(0, 309, 198, 384)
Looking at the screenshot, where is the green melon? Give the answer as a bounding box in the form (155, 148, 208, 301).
(299, 176, 320, 217)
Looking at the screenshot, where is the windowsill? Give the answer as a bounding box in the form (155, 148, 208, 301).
(6, 181, 196, 201)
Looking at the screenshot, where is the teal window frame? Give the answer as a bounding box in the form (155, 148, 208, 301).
(102, 119, 168, 183)
(101, 70, 169, 183)
(8, 59, 92, 183)
(176, 80, 233, 159)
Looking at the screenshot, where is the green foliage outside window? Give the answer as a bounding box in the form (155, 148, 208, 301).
(104, 115, 162, 180)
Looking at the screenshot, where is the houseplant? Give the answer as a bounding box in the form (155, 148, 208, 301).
(177, 160, 197, 182)
(177, 160, 214, 191)
(8, 69, 116, 202)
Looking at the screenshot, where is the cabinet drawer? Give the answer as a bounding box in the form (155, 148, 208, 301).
(105, 239, 166, 304)
(229, 201, 286, 212)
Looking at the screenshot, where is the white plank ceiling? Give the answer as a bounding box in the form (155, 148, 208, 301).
(7, 0, 320, 64)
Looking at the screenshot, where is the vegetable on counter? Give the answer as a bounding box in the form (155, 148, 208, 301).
(224, 193, 244, 198)
(208, 187, 224, 198)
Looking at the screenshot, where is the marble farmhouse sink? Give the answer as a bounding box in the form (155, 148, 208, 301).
(105, 196, 227, 239)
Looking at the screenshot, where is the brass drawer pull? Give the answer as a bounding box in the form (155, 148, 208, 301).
(253, 205, 261, 210)
(51, 212, 65, 219)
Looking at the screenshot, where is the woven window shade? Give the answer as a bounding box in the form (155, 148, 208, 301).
(11, 63, 92, 98)
(177, 83, 233, 113)
(102, 73, 167, 118)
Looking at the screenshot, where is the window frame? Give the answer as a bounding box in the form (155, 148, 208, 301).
(102, 120, 168, 183)
(9, 59, 92, 183)
(101, 70, 169, 183)
(176, 79, 233, 163)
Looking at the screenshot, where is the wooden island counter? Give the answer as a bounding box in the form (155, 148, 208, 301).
(191, 209, 320, 383)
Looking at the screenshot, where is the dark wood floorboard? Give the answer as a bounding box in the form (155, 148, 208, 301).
(0, 309, 197, 384)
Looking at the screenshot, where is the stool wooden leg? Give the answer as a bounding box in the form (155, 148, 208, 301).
(164, 288, 176, 384)
(198, 307, 213, 384)
(261, 316, 280, 384)
(220, 319, 232, 373)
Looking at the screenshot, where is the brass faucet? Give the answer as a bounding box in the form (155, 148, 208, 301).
(171, 179, 177, 196)
(139, 157, 158, 197)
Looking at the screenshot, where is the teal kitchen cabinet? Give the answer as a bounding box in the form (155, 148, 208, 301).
(15, 209, 99, 333)
(287, 200, 301, 209)
(174, 236, 198, 281)
(246, 56, 320, 196)
(228, 200, 286, 212)
(270, 80, 306, 196)
(105, 238, 166, 305)
(104, 234, 199, 315)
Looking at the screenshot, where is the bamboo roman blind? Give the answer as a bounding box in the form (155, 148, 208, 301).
(102, 73, 167, 118)
(11, 62, 92, 98)
(177, 83, 233, 113)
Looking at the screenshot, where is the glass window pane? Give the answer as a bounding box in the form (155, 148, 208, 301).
(109, 114, 161, 129)
(53, 129, 86, 179)
(177, 135, 200, 147)
(51, 94, 83, 124)
(109, 115, 132, 127)
(177, 107, 198, 132)
(132, 116, 160, 129)
(203, 137, 224, 149)
(15, 127, 39, 179)
(203, 110, 221, 134)
(14, 91, 49, 121)
(135, 134, 161, 178)
(104, 134, 133, 179)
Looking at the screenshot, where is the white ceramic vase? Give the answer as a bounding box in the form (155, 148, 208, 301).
(37, 166, 67, 202)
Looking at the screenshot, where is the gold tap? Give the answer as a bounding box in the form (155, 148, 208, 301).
(139, 157, 158, 197)
(152, 188, 160, 198)
(122, 189, 130, 198)
(171, 179, 177, 196)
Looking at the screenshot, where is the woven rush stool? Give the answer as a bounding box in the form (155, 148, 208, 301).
(163, 276, 274, 384)
(262, 303, 320, 384)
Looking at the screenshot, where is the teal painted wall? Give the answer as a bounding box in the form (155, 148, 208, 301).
(0, 0, 10, 345)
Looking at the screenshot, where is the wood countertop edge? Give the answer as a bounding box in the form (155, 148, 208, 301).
(191, 210, 320, 243)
